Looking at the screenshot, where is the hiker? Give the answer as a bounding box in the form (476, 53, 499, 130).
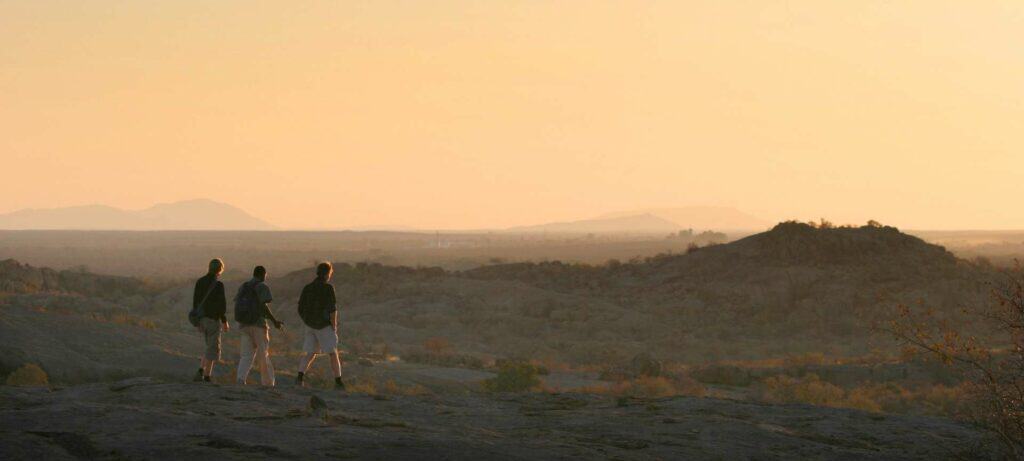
(295, 262, 345, 390)
(191, 258, 228, 382)
(235, 265, 283, 386)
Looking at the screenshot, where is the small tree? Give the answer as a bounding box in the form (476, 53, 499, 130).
(886, 270, 1024, 456)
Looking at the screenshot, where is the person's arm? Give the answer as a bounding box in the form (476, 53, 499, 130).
(216, 282, 227, 322)
(217, 282, 229, 330)
(327, 285, 338, 331)
(264, 304, 283, 329)
(260, 284, 282, 328)
(192, 279, 203, 331)
(192, 279, 202, 309)
(297, 286, 309, 316)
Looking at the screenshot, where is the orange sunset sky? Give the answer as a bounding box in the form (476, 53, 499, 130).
(2, 1, 1022, 230)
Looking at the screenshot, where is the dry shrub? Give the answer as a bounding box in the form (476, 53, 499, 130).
(886, 269, 1024, 456)
(6, 363, 49, 387)
(757, 374, 850, 409)
(347, 379, 378, 395)
(423, 337, 451, 355)
(846, 382, 968, 416)
(757, 373, 972, 417)
(571, 376, 705, 398)
(482, 362, 542, 392)
(382, 379, 430, 396)
(347, 378, 430, 396)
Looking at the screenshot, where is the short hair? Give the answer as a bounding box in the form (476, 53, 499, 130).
(208, 258, 224, 274)
(316, 262, 333, 278)
(253, 265, 266, 278)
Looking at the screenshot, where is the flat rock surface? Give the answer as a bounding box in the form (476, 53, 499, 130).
(0, 379, 996, 460)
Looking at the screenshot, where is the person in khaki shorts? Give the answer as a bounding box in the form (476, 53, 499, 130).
(193, 259, 228, 382)
(295, 262, 345, 390)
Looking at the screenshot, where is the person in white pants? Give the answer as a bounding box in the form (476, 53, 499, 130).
(238, 322, 276, 386)
(295, 262, 344, 390)
(235, 265, 283, 386)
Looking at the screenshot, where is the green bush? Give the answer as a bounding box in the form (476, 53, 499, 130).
(6, 363, 49, 387)
(482, 362, 541, 392)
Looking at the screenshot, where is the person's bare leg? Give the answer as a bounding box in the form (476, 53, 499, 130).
(203, 358, 215, 378)
(195, 358, 208, 381)
(329, 352, 342, 378)
(298, 353, 316, 375)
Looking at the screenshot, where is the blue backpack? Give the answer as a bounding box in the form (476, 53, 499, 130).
(234, 281, 262, 324)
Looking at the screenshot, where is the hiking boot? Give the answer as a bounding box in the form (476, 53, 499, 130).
(334, 380, 346, 391)
(193, 368, 204, 382)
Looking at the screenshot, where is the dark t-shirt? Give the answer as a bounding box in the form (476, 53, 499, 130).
(298, 278, 337, 329)
(193, 274, 226, 322)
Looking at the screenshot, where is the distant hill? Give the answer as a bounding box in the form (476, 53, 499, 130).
(342, 224, 421, 232)
(505, 213, 682, 234)
(461, 221, 990, 362)
(599, 206, 769, 231)
(0, 199, 275, 230)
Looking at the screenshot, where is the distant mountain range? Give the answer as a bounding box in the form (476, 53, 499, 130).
(505, 207, 769, 234)
(505, 213, 683, 234)
(598, 207, 770, 231)
(0, 201, 766, 233)
(0, 199, 275, 230)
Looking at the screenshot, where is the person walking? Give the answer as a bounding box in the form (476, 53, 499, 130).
(295, 262, 345, 390)
(235, 265, 283, 386)
(192, 258, 228, 382)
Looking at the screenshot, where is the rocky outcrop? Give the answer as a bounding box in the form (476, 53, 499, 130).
(0, 379, 998, 460)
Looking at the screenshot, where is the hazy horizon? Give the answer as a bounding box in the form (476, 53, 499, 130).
(3, 1, 1023, 230)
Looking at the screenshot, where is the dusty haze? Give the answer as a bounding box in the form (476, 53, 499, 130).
(2, 1, 1022, 230)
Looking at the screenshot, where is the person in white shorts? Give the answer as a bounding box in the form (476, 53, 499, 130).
(295, 262, 344, 389)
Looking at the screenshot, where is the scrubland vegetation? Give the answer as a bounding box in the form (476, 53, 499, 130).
(1, 222, 1017, 456)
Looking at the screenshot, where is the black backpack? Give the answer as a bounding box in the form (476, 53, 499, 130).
(189, 278, 218, 327)
(298, 282, 329, 328)
(234, 281, 262, 324)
